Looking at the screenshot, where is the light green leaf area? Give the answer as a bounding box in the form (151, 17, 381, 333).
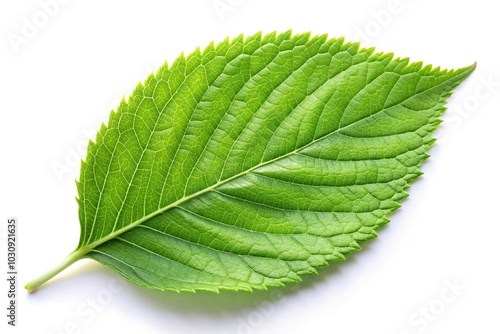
(26, 31, 475, 293)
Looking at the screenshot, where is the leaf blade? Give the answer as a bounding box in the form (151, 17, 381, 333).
(73, 32, 475, 292)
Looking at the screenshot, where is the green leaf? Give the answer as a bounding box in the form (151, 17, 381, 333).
(26, 31, 475, 293)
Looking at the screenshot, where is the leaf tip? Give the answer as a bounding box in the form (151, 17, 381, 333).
(458, 61, 477, 78)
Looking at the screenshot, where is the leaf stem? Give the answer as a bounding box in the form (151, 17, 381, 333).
(25, 249, 84, 292)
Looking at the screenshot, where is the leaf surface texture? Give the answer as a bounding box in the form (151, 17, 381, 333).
(74, 31, 474, 292)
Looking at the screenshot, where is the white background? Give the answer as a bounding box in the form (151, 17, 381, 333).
(1, 0, 499, 333)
